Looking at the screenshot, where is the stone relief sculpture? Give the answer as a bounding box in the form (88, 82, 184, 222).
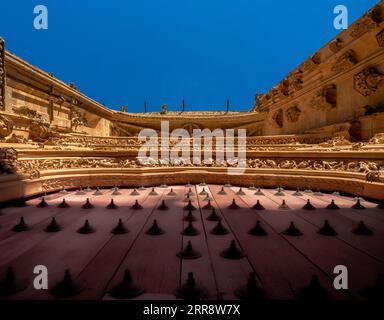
(161, 104, 168, 114)
(0, 114, 13, 139)
(310, 84, 337, 111)
(285, 106, 301, 123)
(354, 67, 384, 96)
(70, 108, 88, 132)
(271, 109, 284, 128)
(329, 38, 343, 53)
(350, 3, 383, 38)
(331, 50, 358, 73)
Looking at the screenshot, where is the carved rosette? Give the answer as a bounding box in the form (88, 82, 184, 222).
(310, 84, 337, 111)
(285, 106, 301, 123)
(354, 67, 384, 97)
(331, 50, 358, 73)
(377, 29, 384, 47)
(0, 37, 5, 110)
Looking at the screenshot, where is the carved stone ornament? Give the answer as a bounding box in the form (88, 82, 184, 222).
(354, 67, 384, 97)
(377, 29, 384, 47)
(0, 114, 13, 138)
(310, 84, 337, 111)
(329, 38, 343, 53)
(301, 53, 321, 72)
(285, 106, 301, 123)
(161, 104, 167, 114)
(271, 109, 284, 128)
(350, 3, 383, 39)
(70, 108, 88, 132)
(331, 50, 358, 73)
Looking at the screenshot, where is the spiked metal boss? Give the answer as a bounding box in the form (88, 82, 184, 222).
(217, 187, 227, 195)
(106, 199, 118, 209)
(177, 241, 202, 259)
(199, 181, 207, 186)
(77, 219, 95, 234)
(185, 182, 192, 187)
(112, 189, 121, 196)
(275, 187, 285, 196)
(45, 217, 61, 232)
(82, 198, 94, 209)
(248, 221, 268, 236)
(326, 200, 340, 210)
(167, 188, 177, 196)
(149, 188, 158, 196)
(228, 199, 240, 209)
(206, 208, 221, 221)
(158, 200, 169, 211)
(76, 187, 85, 195)
(174, 272, 207, 300)
(93, 187, 103, 196)
(0, 267, 28, 296)
(111, 219, 129, 234)
(254, 188, 264, 196)
(12, 217, 30, 232)
(37, 197, 48, 208)
(199, 188, 207, 195)
(314, 190, 323, 196)
(292, 188, 303, 196)
(298, 275, 333, 300)
(58, 198, 70, 208)
(236, 188, 245, 196)
(352, 199, 365, 210)
(353, 221, 373, 235)
(318, 220, 337, 236)
(131, 200, 143, 210)
(84, 186, 92, 192)
(109, 269, 145, 299)
(159, 184, 168, 188)
(279, 200, 290, 210)
(283, 222, 303, 236)
(130, 189, 140, 196)
(304, 188, 313, 193)
(332, 191, 340, 196)
(220, 240, 245, 259)
(248, 184, 257, 190)
(211, 220, 229, 235)
(252, 200, 265, 210)
(203, 200, 214, 210)
(302, 199, 316, 210)
(234, 272, 267, 300)
(186, 188, 194, 197)
(138, 186, 146, 190)
(59, 187, 68, 195)
(185, 200, 196, 211)
(184, 209, 197, 222)
(50, 269, 83, 297)
(146, 219, 165, 235)
(182, 221, 200, 236)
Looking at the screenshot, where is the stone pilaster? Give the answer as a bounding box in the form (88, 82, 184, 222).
(0, 37, 5, 110)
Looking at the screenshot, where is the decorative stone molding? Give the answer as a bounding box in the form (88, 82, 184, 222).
(354, 67, 384, 96)
(329, 38, 343, 53)
(310, 84, 337, 111)
(350, 3, 383, 39)
(271, 109, 284, 128)
(285, 106, 301, 123)
(0, 114, 13, 138)
(377, 29, 384, 47)
(0, 37, 5, 110)
(332, 50, 358, 73)
(301, 53, 321, 72)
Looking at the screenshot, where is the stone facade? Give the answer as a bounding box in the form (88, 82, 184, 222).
(0, 3, 383, 203)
